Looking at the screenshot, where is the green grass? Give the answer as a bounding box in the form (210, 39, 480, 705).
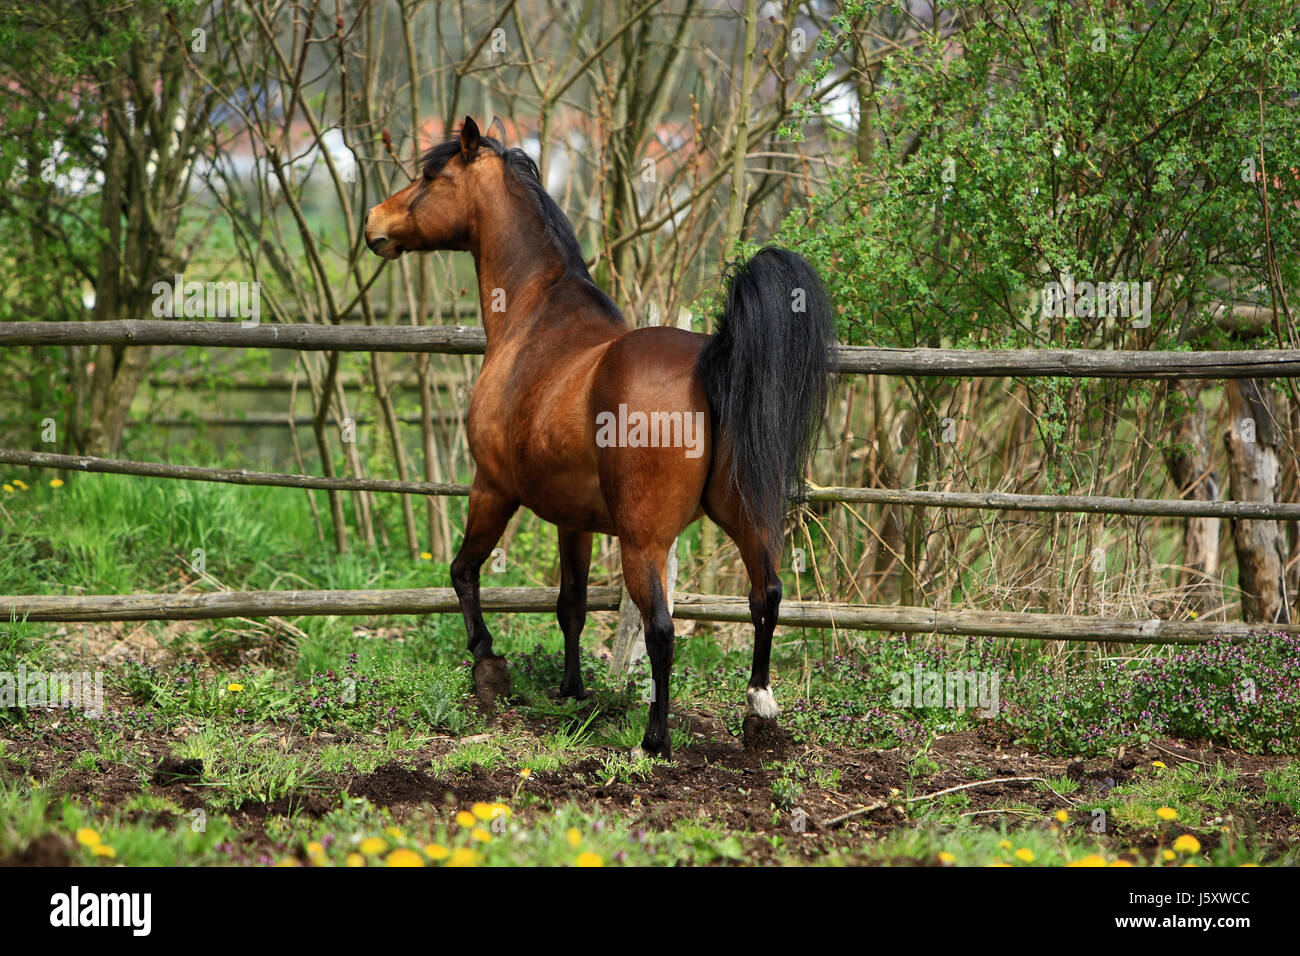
(0, 469, 1298, 866)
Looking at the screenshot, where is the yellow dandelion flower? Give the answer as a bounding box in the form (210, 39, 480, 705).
(1054, 810, 1069, 824)
(385, 848, 425, 867)
(575, 851, 603, 867)
(359, 836, 388, 855)
(1152, 760, 1166, 768)
(937, 851, 956, 864)
(566, 827, 582, 848)
(1239, 863, 1259, 867)
(1172, 834, 1201, 855)
(345, 853, 365, 867)
(385, 826, 404, 840)
(455, 810, 477, 828)
(75, 828, 101, 847)
(227, 683, 244, 693)
(1014, 848, 1034, 863)
(420, 552, 433, 561)
(425, 844, 450, 861)
(989, 862, 1012, 867)
(91, 844, 117, 859)
(1181, 862, 1199, 868)
(470, 828, 492, 843)
(1067, 855, 1106, 867)
(1163, 849, 1176, 862)
(306, 841, 325, 858)
(1109, 859, 1133, 867)
(447, 847, 482, 867)
(471, 802, 496, 822)
(997, 839, 1012, 850)
(12, 479, 27, 490)
(519, 768, 532, 779)
(1156, 807, 1178, 822)
(50, 478, 65, 488)
(491, 803, 512, 818)
(3, 485, 13, 493)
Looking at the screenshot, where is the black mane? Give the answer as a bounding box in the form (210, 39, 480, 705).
(420, 134, 618, 316)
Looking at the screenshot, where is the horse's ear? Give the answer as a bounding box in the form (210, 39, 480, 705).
(487, 115, 507, 144)
(459, 116, 481, 159)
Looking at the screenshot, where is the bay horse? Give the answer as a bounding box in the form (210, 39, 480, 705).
(365, 117, 834, 758)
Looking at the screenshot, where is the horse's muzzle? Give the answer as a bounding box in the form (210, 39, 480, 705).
(364, 208, 404, 259)
(365, 234, 403, 259)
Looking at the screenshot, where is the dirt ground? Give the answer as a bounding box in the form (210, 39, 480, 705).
(5, 698, 1294, 866)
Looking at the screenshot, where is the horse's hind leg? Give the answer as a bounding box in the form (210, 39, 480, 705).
(741, 541, 782, 719)
(450, 479, 519, 706)
(719, 521, 782, 718)
(557, 527, 593, 699)
(704, 489, 783, 720)
(619, 540, 676, 758)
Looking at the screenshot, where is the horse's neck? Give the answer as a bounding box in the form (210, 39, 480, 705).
(470, 200, 620, 344)
(470, 200, 557, 339)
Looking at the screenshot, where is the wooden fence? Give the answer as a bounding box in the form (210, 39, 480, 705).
(5, 319, 1300, 377)
(5, 319, 1300, 645)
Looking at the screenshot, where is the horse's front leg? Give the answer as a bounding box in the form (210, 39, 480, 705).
(557, 527, 594, 700)
(450, 480, 519, 707)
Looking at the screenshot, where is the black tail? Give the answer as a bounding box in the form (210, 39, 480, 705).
(698, 246, 835, 548)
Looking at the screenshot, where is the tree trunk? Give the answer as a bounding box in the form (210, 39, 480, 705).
(1224, 379, 1288, 623)
(84, 343, 152, 456)
(1164, 381, 1224, 619)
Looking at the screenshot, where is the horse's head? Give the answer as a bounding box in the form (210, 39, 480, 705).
(364, 116, 502, 260)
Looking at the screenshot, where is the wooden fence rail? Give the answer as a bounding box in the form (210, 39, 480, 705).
(7, 320, 1300, 378)
(3, 586, 1290, 644)
(8, 449, 1300, 521)
(0, 449, 468, 497)
(798, 484, 1300, 520)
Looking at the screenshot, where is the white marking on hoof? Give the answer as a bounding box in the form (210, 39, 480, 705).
(746, 686, 779, 718)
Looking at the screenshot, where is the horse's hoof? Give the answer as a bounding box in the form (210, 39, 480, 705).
(742, 714, 791, 757)
(639, 735, 671, 761)
(472, 655, 511, 709)
(559, 683, 591, 701)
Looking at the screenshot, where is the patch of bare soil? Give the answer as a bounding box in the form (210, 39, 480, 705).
(3, 706, 1297, 864)
(0, 833, 72, 867)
